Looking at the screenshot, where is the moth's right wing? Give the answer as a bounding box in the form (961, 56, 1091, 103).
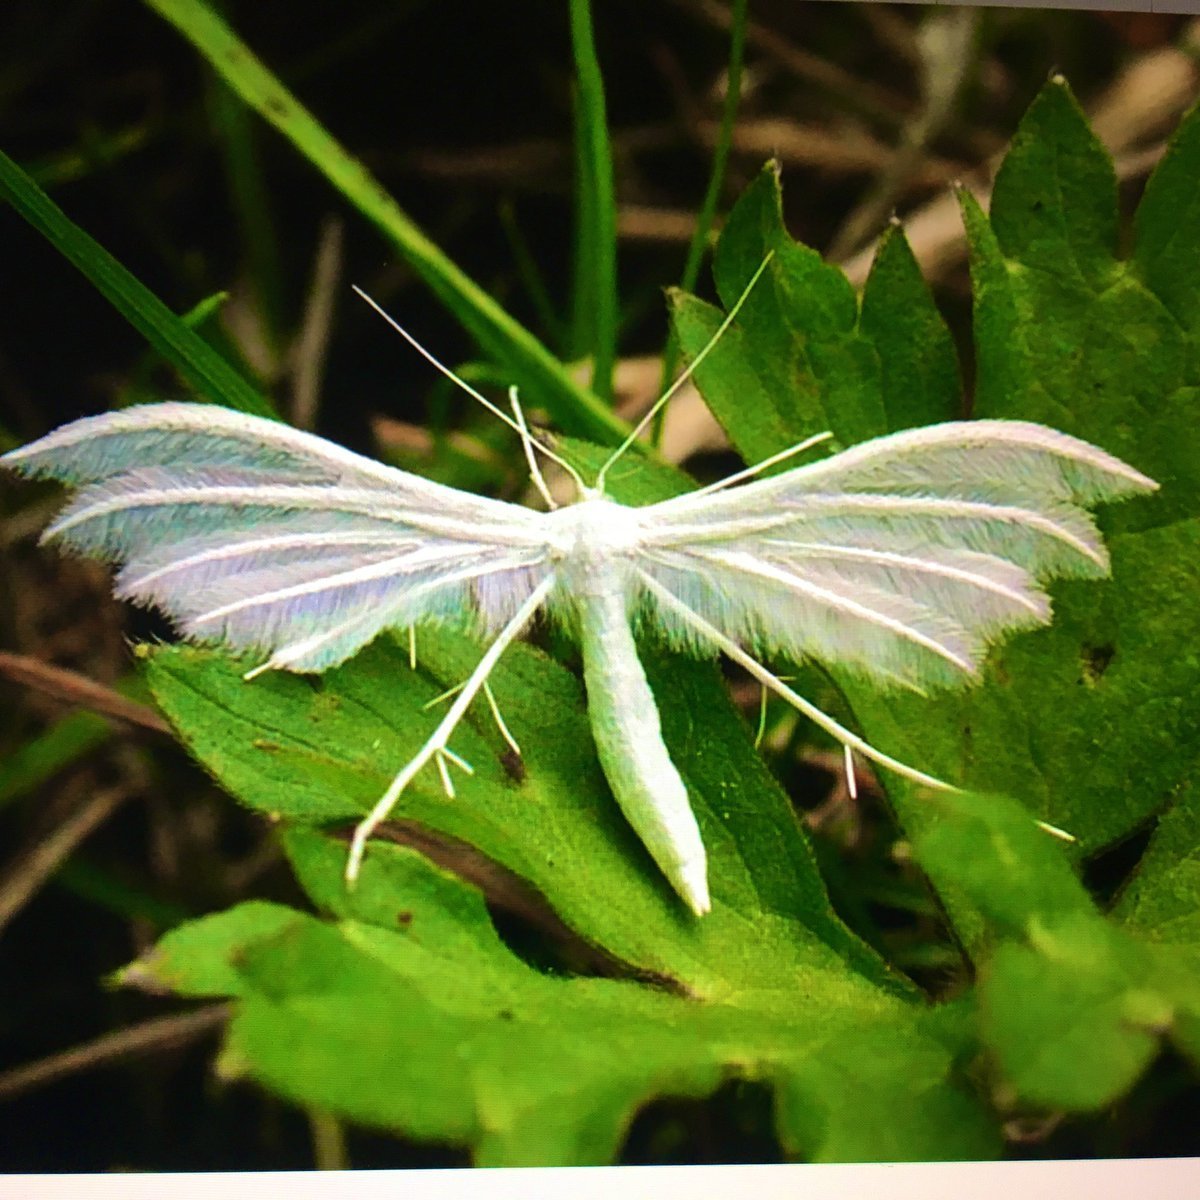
(633, 420, 1157, 692)
(3, 402, 556, 672)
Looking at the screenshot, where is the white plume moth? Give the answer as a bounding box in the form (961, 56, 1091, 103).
(1, 263, 1157, 916)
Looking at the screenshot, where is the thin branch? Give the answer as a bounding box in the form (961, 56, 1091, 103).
(0, 1005, 230, 1101)
(290, 216, 343, 431)
(671, 0, 912, 129)
(827, 10, 978, 262)
(0, 652, 171, 734)
(0, 785, 132, 933)
(839, 20, 1200, 287)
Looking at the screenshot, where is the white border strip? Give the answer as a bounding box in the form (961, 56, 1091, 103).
(5, 1160, 1200, 1199)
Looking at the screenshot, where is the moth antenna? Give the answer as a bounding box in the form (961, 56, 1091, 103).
(509, 385, 558, 509)
(595, 249, 776, 492)
(351, 286, 587, 493)
(686, 431, 834, 503)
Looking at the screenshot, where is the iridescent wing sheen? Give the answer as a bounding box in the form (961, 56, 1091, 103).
(2, 402, 555, 673)
(633, 420, 1157, 691)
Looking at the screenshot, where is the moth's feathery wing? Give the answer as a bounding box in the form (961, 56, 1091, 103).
(2, 402, 556, 671)
(635, 420, 1157, 691)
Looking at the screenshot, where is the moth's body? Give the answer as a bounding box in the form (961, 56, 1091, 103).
(2, 401, 1157, 917)
(547, 494, 708, 913)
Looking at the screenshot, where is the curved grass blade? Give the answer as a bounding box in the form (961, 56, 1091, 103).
(0, 148, 274, 419)
(143, 0, 628, 446)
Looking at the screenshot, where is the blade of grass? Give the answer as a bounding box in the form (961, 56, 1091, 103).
(568, 0, 618, 403)
(143, 0, 630, 447)
(0, 713, 112, 810)
(207, 77, 286, 356)
(655, 0, 747, 443)
(55, 857, 193, 929)
(0, 147, 276, 419)
(570, 95, 598, 365)
(499, 199, 569, 355)
(680, 0, 747, 299)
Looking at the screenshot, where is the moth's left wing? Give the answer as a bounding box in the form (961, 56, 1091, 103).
(633, 420, 1157, 691)
(3, 402, 556, 672)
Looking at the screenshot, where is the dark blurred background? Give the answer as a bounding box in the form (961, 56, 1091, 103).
(0, 0, 1195, 1170)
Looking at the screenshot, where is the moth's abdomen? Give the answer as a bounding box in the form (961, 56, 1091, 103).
(577, 572, 709, 915)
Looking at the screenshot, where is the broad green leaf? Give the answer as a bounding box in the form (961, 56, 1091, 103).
(1112, 782, 1200, 953)
(859, 81, 1200, 864)
(142, 631, 898, 991)
(911, 790, 1200, 1110)
(120, 830, 999, 1165)
(0, 147, 274, 418)
(1134, 98, 1200, 339)
(135, 624, 1012, 1161)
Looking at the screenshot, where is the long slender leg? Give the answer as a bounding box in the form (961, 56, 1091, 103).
(754, 684, 770, 749)
(482, 682, 521, 758)
(345, 574, 555, 883)
(422, 679, 522, 759)
(843, 744, 858, 801)
(638, 571, 1077, 841)
(636, 570, 956, 792)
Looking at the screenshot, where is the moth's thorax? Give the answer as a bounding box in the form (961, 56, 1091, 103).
(545, 494, 643, 594)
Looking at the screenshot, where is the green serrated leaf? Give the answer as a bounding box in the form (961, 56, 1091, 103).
(123, 832, 998, 1165)
(989, 77, 1119, 289)
(831, 82, 1200, 909)
(700, 163, 887, 451)
(142, 630, 900, 993)
(857, 223, 962, 429)
(1134, 98, 1200, 339)
(910, 790, 1200, 1111)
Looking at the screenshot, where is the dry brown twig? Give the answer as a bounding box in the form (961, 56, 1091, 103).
(0, 651, 170, 734)
(0, 783, 131, 934)
(827, 9, 979, 262)
(0, 1005, 230, 1101)
(839, 21, 1200, 287)
(290, 216, 344, 431)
